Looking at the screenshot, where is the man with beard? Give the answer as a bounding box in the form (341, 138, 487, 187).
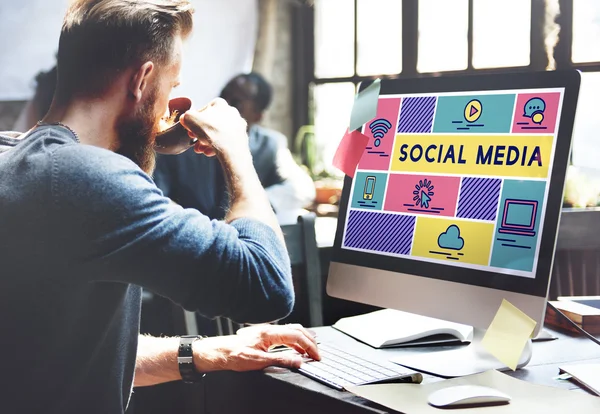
(0, 1, 319, 413)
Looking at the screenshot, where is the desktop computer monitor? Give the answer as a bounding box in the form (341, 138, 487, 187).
(327, 71, 580, 372)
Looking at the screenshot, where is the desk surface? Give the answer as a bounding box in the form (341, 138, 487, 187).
(203, 326, 600, 414)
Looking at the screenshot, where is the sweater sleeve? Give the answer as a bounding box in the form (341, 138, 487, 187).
(50, 145, 294, 323)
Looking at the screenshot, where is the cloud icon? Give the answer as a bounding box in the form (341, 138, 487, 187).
(438, 225, 464, 250)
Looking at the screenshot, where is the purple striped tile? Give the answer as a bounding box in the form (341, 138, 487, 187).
(457, 178, 502, 221)
(397, 97, 437, 133)
(344, 210, 415, 255)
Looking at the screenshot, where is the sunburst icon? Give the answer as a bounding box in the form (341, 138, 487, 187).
(413, 179, 435, 209)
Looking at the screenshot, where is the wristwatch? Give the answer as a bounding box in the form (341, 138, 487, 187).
(178, 335, 206, 383)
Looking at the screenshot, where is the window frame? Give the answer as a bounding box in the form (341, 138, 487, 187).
(292, 0, 600, 161)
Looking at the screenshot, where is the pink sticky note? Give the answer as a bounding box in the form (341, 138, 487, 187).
(332, 129, 370, 178)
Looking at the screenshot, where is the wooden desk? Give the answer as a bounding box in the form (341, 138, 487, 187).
(201, 326, 600, 414)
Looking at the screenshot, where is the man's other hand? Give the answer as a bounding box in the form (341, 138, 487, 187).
(179, 97, 249, 157)
(193, 324, 320, 373)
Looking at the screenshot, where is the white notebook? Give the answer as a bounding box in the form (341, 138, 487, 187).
(332, 309, 473, 349)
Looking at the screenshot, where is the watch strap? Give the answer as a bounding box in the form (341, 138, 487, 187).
(178, 335, 206, 383)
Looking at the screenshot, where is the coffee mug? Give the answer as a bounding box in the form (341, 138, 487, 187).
(155, 97, 197, 155)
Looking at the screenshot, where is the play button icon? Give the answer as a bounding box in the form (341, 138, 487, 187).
(464, 99, 482, 123)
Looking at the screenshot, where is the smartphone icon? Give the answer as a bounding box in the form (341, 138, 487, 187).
(363, 176, 376, 200)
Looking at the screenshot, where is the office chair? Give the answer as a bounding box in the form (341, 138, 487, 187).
(280, 212, 324, 327)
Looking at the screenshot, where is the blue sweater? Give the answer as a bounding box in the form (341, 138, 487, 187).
(0, 125, 293, 413)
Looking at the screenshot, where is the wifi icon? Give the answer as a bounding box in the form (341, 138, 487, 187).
(369, 118, 393, 147)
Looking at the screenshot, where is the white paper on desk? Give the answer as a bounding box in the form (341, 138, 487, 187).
(333, 309, 473, 348)
(560, 363, 600, 396)
(347, 370, 600, 414)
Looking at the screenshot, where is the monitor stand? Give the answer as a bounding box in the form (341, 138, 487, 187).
(390, 328, 533, 378)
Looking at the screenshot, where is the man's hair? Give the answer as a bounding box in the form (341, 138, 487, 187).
(56, 0, 194, 101)
(223, 72, 273, 112)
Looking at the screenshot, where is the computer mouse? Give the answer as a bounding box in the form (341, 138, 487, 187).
(427, 385, 511, 408)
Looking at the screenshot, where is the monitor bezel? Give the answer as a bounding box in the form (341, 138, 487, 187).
(331, 70, 581, 299)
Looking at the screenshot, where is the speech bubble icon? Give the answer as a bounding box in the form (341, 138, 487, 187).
(523, 97, 546, 118)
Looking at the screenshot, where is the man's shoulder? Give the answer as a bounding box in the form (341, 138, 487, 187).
(0, 131, 22, 154)
(53, 143, 152, 190)
(54, 141, 132, 165)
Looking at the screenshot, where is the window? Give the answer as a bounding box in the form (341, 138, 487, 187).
(312, 82, 356, 173)
(357, 0, 403, 76)
(472, 0, 531, 69)
(572, 0, 600, 63)
(418, 0, 468, 73)
(569, 0, 600, 172)
(314, 0, 354, 78)
(571, 72, 600, 169)
(305, 0, 599, 179)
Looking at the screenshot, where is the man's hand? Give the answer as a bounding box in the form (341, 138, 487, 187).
(179, 98, 249, 158)
(193, 324, 321, 373)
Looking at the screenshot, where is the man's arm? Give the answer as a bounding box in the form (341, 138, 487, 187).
(134, 325, 319, 387)
(181, 99, 283, 240)
(51, 99, 294, 323)
(134, 335, 180, 387)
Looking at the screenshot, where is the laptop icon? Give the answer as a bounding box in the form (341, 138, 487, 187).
(498, 199, 538, 237)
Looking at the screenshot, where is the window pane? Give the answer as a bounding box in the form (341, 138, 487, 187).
(572, 72, 600, 169)
(572, 0, 600, 63)
(312, 82, 356, 176)
(357, 0, 402, 76)
(472, 0, 531, 69)
(418, 0, 468, 73)
(314, 0, 354, 78)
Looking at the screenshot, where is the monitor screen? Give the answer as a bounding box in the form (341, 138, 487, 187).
(333, 74, 579, 298)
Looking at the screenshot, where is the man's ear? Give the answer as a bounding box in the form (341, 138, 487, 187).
(129, 61, 154, 102)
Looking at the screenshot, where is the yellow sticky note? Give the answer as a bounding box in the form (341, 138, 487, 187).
(481, 299, 537, 370)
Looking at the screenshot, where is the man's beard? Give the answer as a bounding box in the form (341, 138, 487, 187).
(116, 89, 159, 175)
